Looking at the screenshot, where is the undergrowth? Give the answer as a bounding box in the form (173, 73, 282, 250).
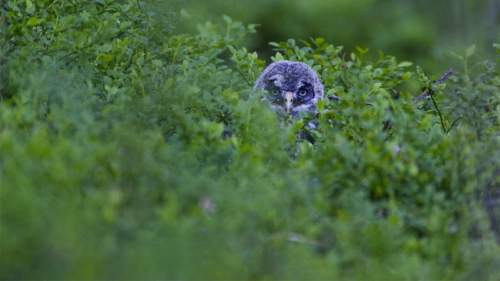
(0, 1, 499, 280)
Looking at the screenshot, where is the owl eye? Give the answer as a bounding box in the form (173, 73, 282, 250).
(265, 83, 283, 103)
(296, 86, 312, 102)
(298, 88, 308, 97)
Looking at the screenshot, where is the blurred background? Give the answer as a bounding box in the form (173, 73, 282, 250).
(180, 0, 499, 71)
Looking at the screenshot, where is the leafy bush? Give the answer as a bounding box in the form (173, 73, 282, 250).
(1, 1, 499, 280)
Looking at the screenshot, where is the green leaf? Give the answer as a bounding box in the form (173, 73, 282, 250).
(222, 15, 232, 24)
(25, 0, 35, 14)
(272, 52, 285, 61)
(315, 37, 325, 45)
(27, 17, 42, 26)
(465, 44, 476, 58)
(356, 46, 369, 55)
(450, 51, 463, 61)
(398, 61, 413, 68)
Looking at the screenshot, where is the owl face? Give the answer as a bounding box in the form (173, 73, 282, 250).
(254, 61, 324, 117)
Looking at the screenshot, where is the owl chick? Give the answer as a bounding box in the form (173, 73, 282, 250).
(254, 60, 324, 117)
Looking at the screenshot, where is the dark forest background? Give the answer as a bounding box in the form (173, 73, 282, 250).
(181, 0, 499, 69)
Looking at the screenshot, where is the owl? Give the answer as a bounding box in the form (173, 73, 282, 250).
(254, 60, 324, 117)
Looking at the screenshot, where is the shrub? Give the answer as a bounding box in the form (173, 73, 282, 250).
(0, 1, 499, 280)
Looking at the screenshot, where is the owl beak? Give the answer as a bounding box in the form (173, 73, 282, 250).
(284, 92, 293, 113)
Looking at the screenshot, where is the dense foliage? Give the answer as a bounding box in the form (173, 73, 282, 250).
(1, 1, 499, 280)
(181, 0, 500, 69)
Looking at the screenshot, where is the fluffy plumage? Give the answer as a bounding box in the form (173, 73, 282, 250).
(254, 60, 324, 117)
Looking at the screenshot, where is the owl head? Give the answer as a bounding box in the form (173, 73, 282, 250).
(254, 60, 324, 117)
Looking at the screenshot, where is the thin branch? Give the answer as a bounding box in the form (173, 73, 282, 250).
(429, 90, 447, 133)
(414, 68, 455, 101)
(435, 68, 455, 84)
(413, 68, 456, 133)
(448, 117, 462, 133)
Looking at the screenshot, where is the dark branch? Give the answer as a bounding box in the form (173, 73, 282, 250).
(434, 68, 455, 84)
(414, 68, 455, 101)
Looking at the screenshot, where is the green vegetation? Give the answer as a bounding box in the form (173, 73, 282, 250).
(182, 0, 500, 70)
(1, 1, 499, 280)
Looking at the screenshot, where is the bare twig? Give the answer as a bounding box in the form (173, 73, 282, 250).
(435, 68, 455, 84)
(414, 68, 455, 101)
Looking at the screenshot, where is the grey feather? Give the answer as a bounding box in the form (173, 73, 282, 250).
(254, 60, 324, 117)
